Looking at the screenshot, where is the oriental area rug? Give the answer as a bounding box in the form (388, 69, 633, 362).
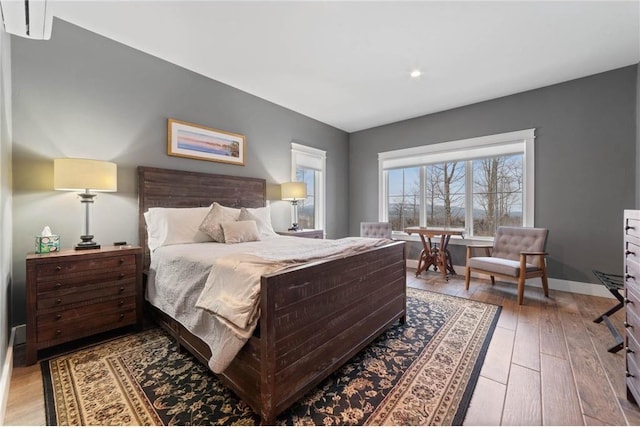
(41, 288, 500, 426)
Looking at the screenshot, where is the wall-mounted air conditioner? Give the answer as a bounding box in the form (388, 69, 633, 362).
(0, 0, 52, 40)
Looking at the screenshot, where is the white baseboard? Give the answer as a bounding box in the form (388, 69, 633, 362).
(0, 327, 15, 425)
(406, 259, 612, 299)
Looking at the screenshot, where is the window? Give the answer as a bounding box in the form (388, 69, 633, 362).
(292, 142, 326, 231)
(379, 129, 534, 238)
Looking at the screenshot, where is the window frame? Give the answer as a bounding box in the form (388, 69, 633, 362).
(378, 129, 535, 239)
(291, 142, 326, 232)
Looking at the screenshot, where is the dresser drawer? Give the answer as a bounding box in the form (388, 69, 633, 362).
(626, 240, 640, 267)
(37, 306, 137, 343)
(626, 258, 640, 290)
(626, 330, 640, 370)
(627, 284, 640, 318)
(627, 301, 640, 338)
(37, 295, 136, 328)
(36, 254, 136, 279)
(626, 218, 640, 240)
(36, 266, 136, 294)
(37, 280, 137, 310)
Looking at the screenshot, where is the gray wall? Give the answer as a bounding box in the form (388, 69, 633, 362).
(0, 30, 11, 375)
(11, 20, 349, 325)
(350, 65, 638, 284)
(637, 64, 640, 209)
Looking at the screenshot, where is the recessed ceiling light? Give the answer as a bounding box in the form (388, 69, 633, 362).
(410, 70, 422, 78)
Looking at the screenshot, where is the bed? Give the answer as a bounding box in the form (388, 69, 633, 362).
(138, 166, 407, 424)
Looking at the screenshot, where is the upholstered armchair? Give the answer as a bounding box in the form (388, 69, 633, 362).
(465, 226, 549, 305)
(360, 222, 393, 239)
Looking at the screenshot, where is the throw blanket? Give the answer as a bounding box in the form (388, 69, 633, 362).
(195, 237, 389, 372)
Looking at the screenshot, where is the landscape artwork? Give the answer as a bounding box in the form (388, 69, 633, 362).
(167, 118, 246, 166)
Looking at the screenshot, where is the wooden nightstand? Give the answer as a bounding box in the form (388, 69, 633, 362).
(277, 229, 324, 239)
(25, 245, 143, 365)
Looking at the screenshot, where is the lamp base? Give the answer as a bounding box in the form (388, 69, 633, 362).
(75, 235, 100, 250)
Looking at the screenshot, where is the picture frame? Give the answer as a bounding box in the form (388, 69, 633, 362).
(167, 118, 246, 166)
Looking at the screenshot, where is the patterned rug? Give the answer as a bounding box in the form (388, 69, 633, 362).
(42, 288, 500, 426)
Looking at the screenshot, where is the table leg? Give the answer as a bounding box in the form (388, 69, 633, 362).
(416, 249, 426, 277)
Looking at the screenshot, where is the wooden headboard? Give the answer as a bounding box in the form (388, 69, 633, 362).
(138, 166, 266, 268)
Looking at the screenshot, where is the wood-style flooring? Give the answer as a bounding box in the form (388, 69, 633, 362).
(5, 270, 640, 425)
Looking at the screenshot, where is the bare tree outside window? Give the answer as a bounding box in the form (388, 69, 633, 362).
(426, 162, 465, 228)
(387, 167, 420, 231)
(472, 155, 523, 236)
(296, 167, 315, 229)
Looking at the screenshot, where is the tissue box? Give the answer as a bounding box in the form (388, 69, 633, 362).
(35, 235, 60, 254)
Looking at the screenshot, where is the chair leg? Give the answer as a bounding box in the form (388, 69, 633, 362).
(465, 266, 471, 290)
(517, 275, 525, 305)
(541, 270, 549, 297)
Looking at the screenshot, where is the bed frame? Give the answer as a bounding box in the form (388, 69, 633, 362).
(138, 166, 406, 424)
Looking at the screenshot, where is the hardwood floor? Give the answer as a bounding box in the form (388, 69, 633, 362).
(5, 270, 640, 425)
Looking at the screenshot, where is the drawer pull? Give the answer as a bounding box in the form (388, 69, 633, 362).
(55, 314, 62, 320)
(627, 250, 636, 256)
(627, 225, 636, 231)
(54, 283, 62, 289)
(119, 258, 125, 264)
(626, 273, 636, 281)
(55, 298, 62, 305)
(119, 273, 125, 279)
(625, 321, 633, 329)
(55, 266, 62, 272)
(119, 300, 124, 306)
(119, 287, 125, 293)
(119, 313, 125, 320)
(55, 329, 62, 336)
(626, 298, 633, 305)
(627, 371, 635, 378)
(627, 346, 635, 354)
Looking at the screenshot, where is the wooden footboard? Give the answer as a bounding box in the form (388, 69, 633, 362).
(221, 240, 406, 423)
(149, 240, 406, 424)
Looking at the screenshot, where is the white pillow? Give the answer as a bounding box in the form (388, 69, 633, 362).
(240, 206, 277, 238)
(144, 206, 212, 251)
(199, 202, 241, 242)
(221, 220, 261, 244)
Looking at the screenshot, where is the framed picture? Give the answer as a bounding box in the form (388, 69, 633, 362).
(167, 118, 246, 166)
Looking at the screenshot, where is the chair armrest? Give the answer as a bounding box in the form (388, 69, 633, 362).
(519, 251, 548, 269)
(467, 244, 493, 249)
(520, 251, 548, 256)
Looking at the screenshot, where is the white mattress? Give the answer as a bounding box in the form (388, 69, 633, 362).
(146, 235, 321, 371)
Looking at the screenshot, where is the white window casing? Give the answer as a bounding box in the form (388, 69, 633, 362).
(378, 129, 535, 238)
(291, 142, 326, 232)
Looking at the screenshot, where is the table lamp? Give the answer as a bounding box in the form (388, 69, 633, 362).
(53, 158, 117, 250)
(281, 181, 307, 231)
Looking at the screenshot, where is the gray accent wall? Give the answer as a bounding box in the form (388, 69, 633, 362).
(11, 20, 349, 325)
(0, 30, 12, 375)
(350, 65, 638, 284)
(637, 63, 640, 209)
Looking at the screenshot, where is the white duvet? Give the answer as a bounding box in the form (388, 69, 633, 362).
(146, 235, 389, 373)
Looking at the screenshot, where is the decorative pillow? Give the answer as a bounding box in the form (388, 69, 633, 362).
(239, 206, 277, 238)
(199, 202, 241, 242)
(221, 220, 261, 244)
(144, 206, 213, 251)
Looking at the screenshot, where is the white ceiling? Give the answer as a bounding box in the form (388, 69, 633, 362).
(50, 1, 640, 133)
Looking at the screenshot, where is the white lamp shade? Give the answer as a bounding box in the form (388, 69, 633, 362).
(53, 158, 118, 192)
(281, 181, 307, 201)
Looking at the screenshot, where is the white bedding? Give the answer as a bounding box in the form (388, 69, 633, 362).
(146, 235, 389, 373)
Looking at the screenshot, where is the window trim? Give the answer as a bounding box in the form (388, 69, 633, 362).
(378, 129, 535, 237)
(291, 142, 326, 232)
